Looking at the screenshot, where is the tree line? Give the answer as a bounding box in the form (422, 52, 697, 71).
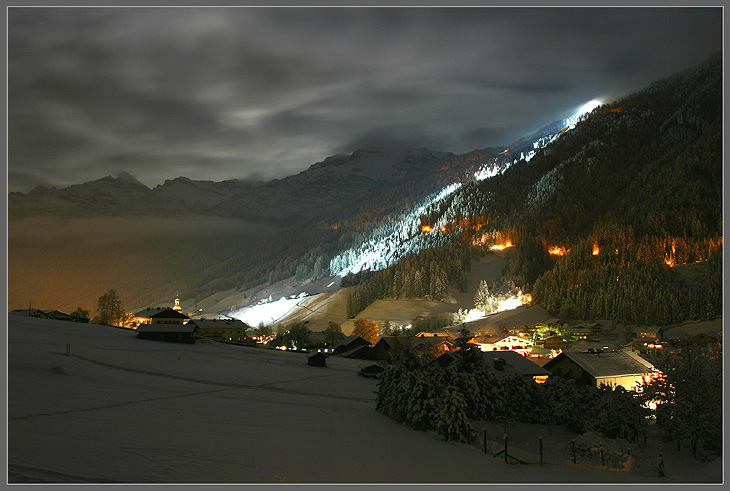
(376, 340, 648, 445)
(346, 242, 472, 317)
(376, 337, 721, 458)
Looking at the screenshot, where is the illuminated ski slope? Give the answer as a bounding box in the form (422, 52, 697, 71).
(328, 102, 599, 277)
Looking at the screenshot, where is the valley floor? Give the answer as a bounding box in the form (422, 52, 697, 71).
(8, 317, 721, 485)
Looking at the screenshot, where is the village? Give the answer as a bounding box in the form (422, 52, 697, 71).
(7, 299, 723, 484)
(9, 294, 722, 397)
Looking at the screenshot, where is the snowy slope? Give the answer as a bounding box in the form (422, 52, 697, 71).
(9, 317, 718, 483)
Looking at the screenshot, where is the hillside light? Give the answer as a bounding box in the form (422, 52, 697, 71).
(578, 99, 602, 117)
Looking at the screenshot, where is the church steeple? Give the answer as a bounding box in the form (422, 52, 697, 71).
(173, 295, 182, 312)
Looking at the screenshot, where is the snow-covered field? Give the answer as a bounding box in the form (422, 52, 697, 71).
(8, 317, 719, 484)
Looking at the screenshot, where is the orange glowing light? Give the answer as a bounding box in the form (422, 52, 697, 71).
(526, 294, 532, 303)
(440, 227, 447, 233)
(665, 258, 675, 267)
(421, 225, 433, 233)
(490, 242, 513, 251)
(592, 246, 600, 256)
(549, 246, 567, 256)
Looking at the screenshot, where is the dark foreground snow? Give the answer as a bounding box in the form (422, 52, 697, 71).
(8, 317, 721, 484)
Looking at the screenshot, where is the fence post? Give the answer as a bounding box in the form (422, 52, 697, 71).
(572, 440, 576, 464)
(540, 436, 543, 465)
(66, 342, 70, 356)
(600, 442, 605, 467)
(483, 429, 487, 454)
(504, 434, 508, 464)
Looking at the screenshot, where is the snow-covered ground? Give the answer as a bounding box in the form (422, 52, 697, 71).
(8, 317, 720, 484)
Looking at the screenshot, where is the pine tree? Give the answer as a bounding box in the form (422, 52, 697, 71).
(434, 371, 475, 444)
(474, 279, 495, 314)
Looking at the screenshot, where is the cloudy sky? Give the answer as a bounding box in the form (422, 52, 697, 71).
(8, 7, 722, 193)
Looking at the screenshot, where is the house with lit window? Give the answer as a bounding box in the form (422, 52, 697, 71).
(633, 326, 664, 341)
(543, 349, 655, 391)
(187, 318, 250, 341)
(131, 307, 190, 328)
(368, 336, 454, 361)
(468, 334, 533, 355)
(543, 335, 564, 350)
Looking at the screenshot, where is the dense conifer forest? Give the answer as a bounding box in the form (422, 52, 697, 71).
(345, 54, 722, 325)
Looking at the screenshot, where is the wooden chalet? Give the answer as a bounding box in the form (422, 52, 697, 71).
(307, 331, 329, 349)
(368, 336, 454, 361)
(429, 349, 549, 383)
(359, 363, 385, 378)
(187, 318, 249, 341)
(543, 349, 654, 391)
(633, 326, 664, 340)
(9, 308, 89, 322)
(135, 323, 198, 343)
(132, 307, 190, 328)
(337, 344, 372, 359)
(564, 326, 593, 341)
(415, 331, 457, 340)
(306, 351, 328, 367)
(543, 335, 564, 350)
(331, 336, 371, 355)
(9, 308, 53, 319)
(468, 334, 533, 355)
(481, 350, 550, 382)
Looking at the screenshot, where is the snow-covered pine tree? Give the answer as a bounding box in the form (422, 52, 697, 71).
(472, 365, 500, 421)
(406, 366, 445, 431)
(474, 279, 496, 314)
(434, 374, 476, 444)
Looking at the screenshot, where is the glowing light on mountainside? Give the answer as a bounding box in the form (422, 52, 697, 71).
(460, 309, 483, 323)
(329, 182, 463, 276)
(592, 245, 600, 256)
(474, 165, 501, 181)
(421, 225, 433, 233)
(329, 107, 589, 278)
(229, 295, 304, 326)
(549, 246, 568, 256)
(490, 241, 512, 251)
(497, 296, 523, 312)
(578, 99, 602, 117)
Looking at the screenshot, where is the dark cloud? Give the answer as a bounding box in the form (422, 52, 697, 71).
(7, 6, 722, 192)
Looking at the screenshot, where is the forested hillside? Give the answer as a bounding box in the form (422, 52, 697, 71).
(346, 54, 722, 325)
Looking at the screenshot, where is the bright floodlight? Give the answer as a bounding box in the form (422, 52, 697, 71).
(577, 99, 601, 117)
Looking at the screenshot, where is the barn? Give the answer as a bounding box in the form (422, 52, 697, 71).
(307, 352, 328, 367)
(135, 323, 198, 344)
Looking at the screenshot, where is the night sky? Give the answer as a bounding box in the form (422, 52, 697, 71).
(8, 7, 722, 193)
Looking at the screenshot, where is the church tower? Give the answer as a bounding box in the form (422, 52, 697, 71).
(173, 295, 182, 312)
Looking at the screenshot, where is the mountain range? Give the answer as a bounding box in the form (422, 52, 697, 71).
(8, 53, 722, 326)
